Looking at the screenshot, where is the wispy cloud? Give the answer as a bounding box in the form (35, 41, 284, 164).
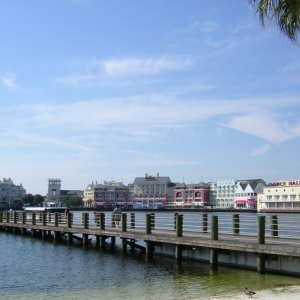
(103, 56, 194, 77)
(0, 72, 18, 90)
(250, 144, 270, 157)
(224, 113, 294, 144)
(12, 94, 299, 147)
(57, 55, 194, 87)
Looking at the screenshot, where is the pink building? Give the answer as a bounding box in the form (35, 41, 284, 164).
(173, 183, 210, 207)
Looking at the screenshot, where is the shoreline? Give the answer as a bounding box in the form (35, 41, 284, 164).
(196, 284, 300, 300)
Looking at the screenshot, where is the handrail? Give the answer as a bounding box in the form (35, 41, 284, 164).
(2, 211, 300, 241)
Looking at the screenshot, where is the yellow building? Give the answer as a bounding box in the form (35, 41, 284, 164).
(257, 179, 300, 212)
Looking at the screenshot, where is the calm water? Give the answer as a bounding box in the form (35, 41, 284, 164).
(2, 211, 300, 300)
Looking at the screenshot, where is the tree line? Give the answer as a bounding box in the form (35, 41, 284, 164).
(20, 194, 83, 208)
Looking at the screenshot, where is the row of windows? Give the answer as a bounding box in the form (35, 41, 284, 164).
(266, 195, 299, 200)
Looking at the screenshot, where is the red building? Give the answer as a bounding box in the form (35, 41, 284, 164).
(173, 183, 210, 207)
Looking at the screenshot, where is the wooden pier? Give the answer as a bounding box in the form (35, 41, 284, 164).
(1, 211, 300, 276)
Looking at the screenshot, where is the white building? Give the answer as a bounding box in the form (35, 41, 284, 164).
(0, 178, 26, 208)
(234, 179, 266, 209)
(258, 179, 300, 212)
(82, 181, 98, 207)
(132, 173, 174, 208)
(45, 179, 61, 206)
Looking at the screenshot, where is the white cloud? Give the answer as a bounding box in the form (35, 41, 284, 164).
(223, 113, 295, 144)
(14, 132, 89, 151)
(0, 72, 17, 90)
(103, 56, 193, 77)
(5, 94, 299, 149)
(57, 55, 194, 87)
(249, 144, 270, 157)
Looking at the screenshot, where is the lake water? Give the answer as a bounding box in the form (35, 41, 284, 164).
(2, 211, 300, 299)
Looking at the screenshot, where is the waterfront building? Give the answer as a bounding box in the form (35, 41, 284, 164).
(257, 179, 300, 212)
(234, 179, 266, 209)
(211, 179, 236, 208)
(0, 178, 26, 208)
(208, 182, 217, 208)
(173, 182, 210, 207)
(82, 181, 98, 207)
(132, 173, 174, 208)
(94, 180, 129, 209)
(45, 178, 83, 206)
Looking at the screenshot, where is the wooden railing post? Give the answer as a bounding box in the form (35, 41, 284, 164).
(67, 212, 72, 228)
(233, 214, 240, 235)
(210, 215, 218, 268)
(257, 216, 265, 244)
(211, 216, 218, 240)
(121, 213, 127, 232)
(6, 211, 9, 223)
(271, 215, 278, 237)
(151, 213, 155, 230)
(176, 214, 183, 237)
(146, 214, 151, 234)
(99, 213, 105, 230)
(32, 213, 36, 225)
(174, 213, 178, 230)
(202, 213, 208, 232)
(82, 213, 89, 229)
(54, 213, 58, 227)
(42, 212, 46, 226)
(257, 216, 266, 274)
(22, 212, 26, 224)
(130, 212, 135, 229)
(13, 211, 17, 224)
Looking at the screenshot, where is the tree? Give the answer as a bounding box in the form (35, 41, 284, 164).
(61, 196, 83, 208)
(22, 194, 34, 206)
(33, 194, 45, 206)
(249, 0, 300, 42)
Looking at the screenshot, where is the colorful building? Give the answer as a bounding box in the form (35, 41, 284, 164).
(173, 182, 210, 207)
(94, 180, 129, 209)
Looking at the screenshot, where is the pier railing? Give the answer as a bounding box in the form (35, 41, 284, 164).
(1, 211, 299, 242)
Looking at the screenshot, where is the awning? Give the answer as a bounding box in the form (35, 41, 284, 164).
(235, 200, 246, 204)
(247, 200, 257, 205)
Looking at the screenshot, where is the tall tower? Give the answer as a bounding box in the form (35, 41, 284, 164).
(46, 179, 61, 206)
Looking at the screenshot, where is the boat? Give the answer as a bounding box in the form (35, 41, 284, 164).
(23, 206, 67, 214)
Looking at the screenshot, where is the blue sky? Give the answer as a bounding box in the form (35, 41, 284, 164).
(1, 1, 300, 195)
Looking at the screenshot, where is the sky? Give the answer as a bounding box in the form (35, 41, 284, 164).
(1, 1, 300, 196)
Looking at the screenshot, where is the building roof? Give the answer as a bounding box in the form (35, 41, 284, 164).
(133, 175, 171, 185)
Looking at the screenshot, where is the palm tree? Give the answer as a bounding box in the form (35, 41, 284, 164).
(249, 0, 300, 42)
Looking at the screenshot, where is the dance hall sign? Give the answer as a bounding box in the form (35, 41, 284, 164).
(269, 180, 300, 187)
